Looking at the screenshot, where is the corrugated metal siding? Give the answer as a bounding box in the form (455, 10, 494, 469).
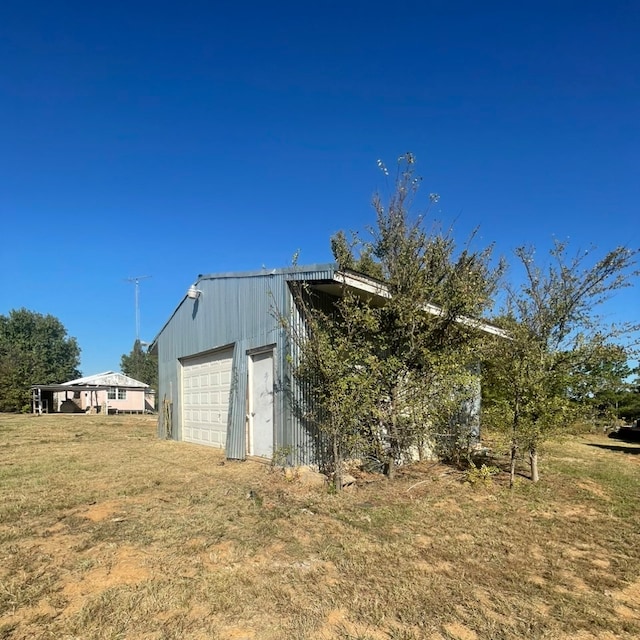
(281, 283, 313, 466)
(155, 265, 336, 462)
(283, 282, 344, 467)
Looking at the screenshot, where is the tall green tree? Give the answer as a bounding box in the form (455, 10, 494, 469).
(120, 339, 158, 391)
(484, 243, 638, 485)
(0, 309, 81, 412)
(362, 154, 503, 476)
(296, 154, 503, 479)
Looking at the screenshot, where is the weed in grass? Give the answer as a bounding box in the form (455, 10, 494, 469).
(465, 462, 501, 486)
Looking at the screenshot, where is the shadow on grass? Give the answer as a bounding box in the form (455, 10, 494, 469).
(586, 443, 640, 455)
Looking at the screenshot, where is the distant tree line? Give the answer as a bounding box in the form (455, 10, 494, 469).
(0, 309, 81, 412)
(120, 339, 158, 397)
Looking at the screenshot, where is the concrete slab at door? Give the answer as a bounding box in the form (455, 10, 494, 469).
(181, 347, 233, 448)
(249, 350, 274, 458)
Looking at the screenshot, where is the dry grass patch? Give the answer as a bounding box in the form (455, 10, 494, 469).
(1, 414, 640, 639)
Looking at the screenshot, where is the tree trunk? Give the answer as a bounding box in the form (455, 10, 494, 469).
(333, 431, 343, 492)
(386, 456, 396, 480)
(509, 443, 517, 489)
(385, 385, 399, 480)
(529, 447, 539, 483)
(510, 395, 520, 489)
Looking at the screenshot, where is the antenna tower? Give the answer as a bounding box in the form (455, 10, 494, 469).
(125, 275, 152, 342)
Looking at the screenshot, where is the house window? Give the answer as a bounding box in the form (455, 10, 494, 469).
(107, 388, 127, 400)
(118, 388, 127, 400)
(108, 388, 116, 400)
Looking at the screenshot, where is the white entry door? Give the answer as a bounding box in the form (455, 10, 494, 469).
(249, 350, 274, 457)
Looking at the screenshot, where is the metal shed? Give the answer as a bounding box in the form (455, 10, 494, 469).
(150, 264, 338, 465)
(150, 264, 508, 465)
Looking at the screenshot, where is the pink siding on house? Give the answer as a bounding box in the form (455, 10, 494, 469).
(87, 388, 146, 412)
(54, 388, 147, 412)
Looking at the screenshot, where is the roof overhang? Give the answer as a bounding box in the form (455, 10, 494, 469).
(310, 270, 510, 340)
(31, 384, 149, 392)
(30, 384, 113, 392)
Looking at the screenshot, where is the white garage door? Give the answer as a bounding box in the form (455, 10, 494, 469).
(181, 347, 234, 448)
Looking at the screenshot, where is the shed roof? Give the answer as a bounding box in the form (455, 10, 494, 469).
(149, 262, 509, 353)
(195, 263, 335, 281)
(148, 263, 338, 353)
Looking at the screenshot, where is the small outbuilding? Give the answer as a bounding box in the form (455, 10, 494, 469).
(150, 264, 506, 465)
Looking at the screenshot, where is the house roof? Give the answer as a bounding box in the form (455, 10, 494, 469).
(62, 371, 150, 388)
(31, 384, 112, 392)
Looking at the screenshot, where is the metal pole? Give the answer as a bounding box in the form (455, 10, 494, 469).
(134, 279, 140, 342)
(125, 275, 152, 343)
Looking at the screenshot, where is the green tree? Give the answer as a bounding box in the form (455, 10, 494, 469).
(569, 343, 631, 403)
(364, 155, 503, 476)
(331, 230, 384, 280)
(0, 309, 81, 412)
(616, 368, 640, 423)
(484, 243, 638, 485)
(593, 363, 640, 424)
(285, 283, 379, 489)
(573, 343, 631, 427)
(306, 154, 503, 479)
(120, 339, 158, 392)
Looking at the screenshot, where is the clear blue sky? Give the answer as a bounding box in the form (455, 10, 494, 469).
(1, 0, 638, 375)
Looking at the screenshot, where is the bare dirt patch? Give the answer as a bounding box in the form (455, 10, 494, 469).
(577, 479, 611, 500)
(61, 545, 151, 615)
(317, 608, 388, 640)
(613, 579, 640, 620)
(443, 621, 478, 640)
(80, 499, 128, 522)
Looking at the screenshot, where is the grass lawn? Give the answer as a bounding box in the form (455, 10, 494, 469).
(1, 414, 639, 639)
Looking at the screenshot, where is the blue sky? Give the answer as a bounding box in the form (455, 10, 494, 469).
(1, 0, 638, 375)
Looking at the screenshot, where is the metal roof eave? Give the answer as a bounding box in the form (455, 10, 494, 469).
(332, 270, 511, 339)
